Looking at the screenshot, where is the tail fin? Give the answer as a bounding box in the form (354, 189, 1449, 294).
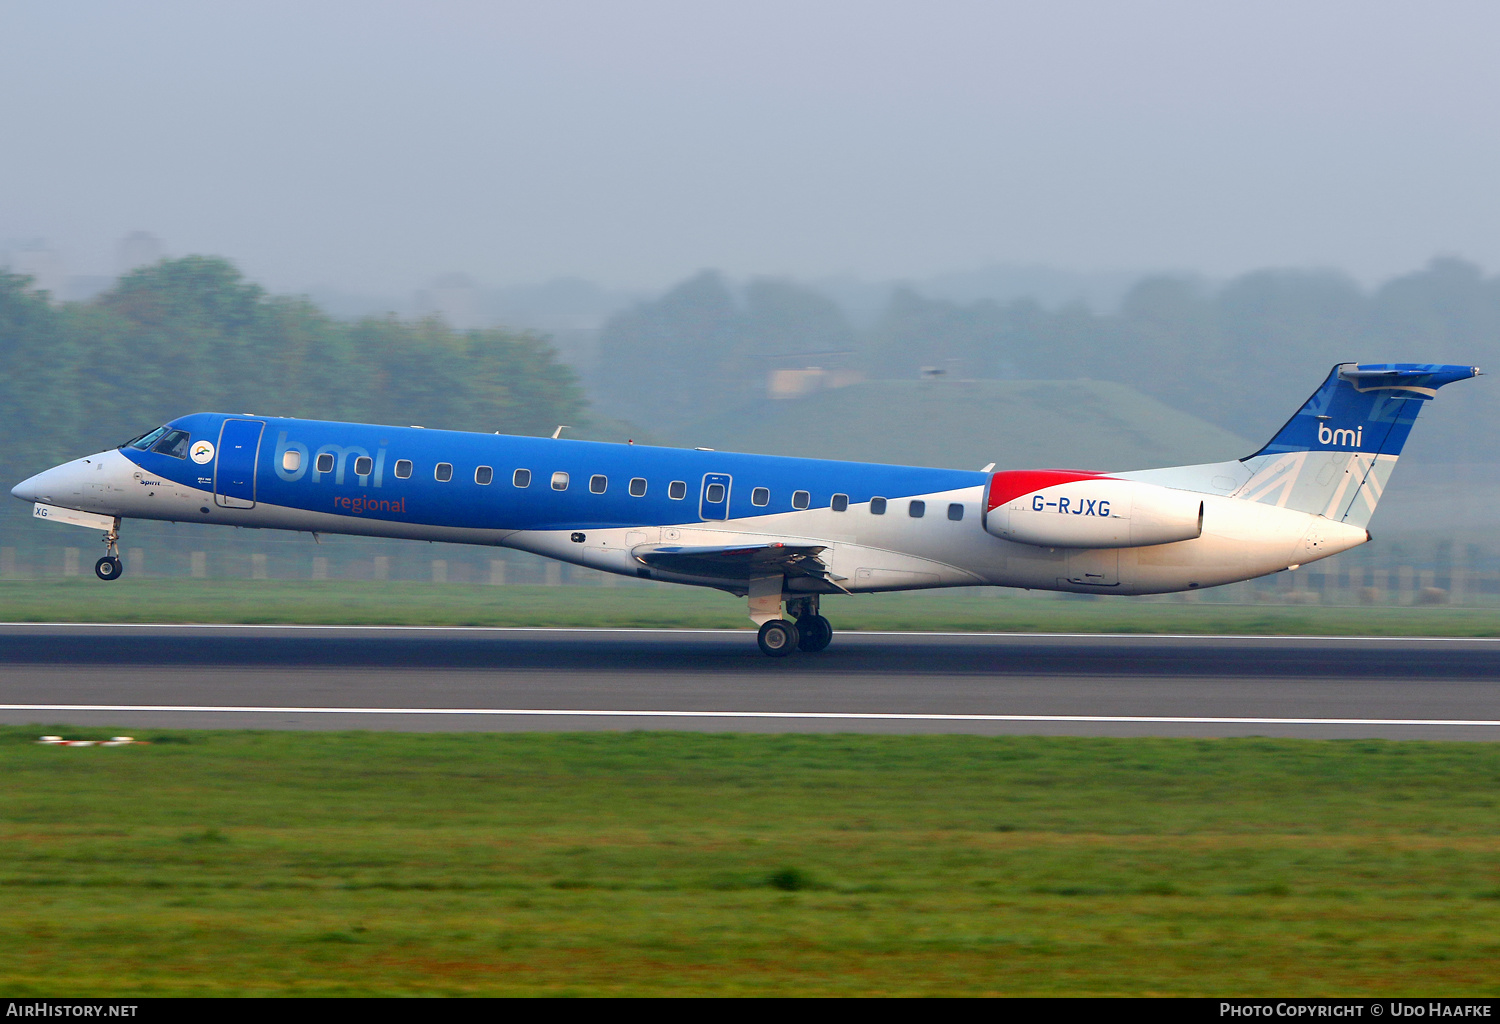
(1235, 362, 1478, 527)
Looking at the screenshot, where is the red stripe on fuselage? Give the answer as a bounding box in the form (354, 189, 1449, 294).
(986, 470, 1114, 512)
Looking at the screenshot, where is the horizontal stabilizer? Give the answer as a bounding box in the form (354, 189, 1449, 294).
(633, 542, 840, 582)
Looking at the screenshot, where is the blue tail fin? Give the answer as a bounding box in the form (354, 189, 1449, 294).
(1237, 362, 1478, 527)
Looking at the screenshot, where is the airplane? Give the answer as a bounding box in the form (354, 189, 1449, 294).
(10, 362, 1478, 656)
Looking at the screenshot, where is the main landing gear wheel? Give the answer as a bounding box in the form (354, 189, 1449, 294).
(796, 614, 833, 653)
(757, 619, 799, 657)
(94, 556, 122, 581)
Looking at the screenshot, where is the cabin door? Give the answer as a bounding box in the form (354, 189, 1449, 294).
(214, 419, 265, 509)
(699, 473, 732, 521)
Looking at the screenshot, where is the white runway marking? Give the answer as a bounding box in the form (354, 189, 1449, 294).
(3, 704, 1499, 727)
(2, 622, 1499, 643)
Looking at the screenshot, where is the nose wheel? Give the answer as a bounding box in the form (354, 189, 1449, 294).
(95, 517, 123, 581)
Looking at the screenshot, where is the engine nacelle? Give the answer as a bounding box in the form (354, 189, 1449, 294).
(984, 471, 1204, 549)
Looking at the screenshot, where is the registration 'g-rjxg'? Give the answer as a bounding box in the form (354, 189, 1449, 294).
(11, 362, 1479, 656)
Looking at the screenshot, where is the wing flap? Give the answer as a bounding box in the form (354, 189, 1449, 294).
(633, 541, 842, 582)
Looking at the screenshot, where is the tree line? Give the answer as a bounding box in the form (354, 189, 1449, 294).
(0, 256, 585, 506)
(595, 259, 1500, 459)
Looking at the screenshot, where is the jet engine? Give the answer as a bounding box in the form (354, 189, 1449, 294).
(984, 471, 1204, 549)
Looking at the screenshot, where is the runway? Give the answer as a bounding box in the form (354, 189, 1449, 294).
(1, 623, 1498, 739)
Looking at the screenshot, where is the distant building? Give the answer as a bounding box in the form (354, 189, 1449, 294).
(116, 231, 164, 276)
(767, 366, 864, 400)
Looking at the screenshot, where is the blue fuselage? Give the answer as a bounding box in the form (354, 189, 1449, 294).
(132, 413, 983, 534)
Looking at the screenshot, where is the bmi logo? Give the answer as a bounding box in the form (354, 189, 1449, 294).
(1318, 422, 1362, 448)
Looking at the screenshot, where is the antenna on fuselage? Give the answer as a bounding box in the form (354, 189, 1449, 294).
(551, 425, 571, 439)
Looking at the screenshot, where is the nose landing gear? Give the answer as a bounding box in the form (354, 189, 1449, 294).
(94, 517, 123, 581)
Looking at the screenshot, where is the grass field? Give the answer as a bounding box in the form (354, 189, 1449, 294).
(2, 578, 1499, 635)
(1, 729, 1498, 996)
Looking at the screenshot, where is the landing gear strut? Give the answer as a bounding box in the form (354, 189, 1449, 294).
(749, 581, 835, 657)
(95, 517, 123, 581)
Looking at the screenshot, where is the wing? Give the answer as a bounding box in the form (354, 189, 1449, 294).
(632, 542, 845, 585)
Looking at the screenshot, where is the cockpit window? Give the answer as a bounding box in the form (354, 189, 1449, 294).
(124, 426, 169, 451)
(149, 430, 192, 459)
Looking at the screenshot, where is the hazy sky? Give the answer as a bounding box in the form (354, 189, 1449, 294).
(3, 0, 1499, 293)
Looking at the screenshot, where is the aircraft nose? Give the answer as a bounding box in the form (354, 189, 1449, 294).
(11, 473, 41, 503)
(11, 462, 82, 505)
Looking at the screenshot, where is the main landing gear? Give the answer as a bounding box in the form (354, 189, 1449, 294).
(94, 517, 123, 582)
(755, 594, 834, 658)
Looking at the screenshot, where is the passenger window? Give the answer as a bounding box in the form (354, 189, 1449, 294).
(870, 496, 887, 515)
(316, 453, 335, 474)
(909, 500, 926, 518)
(590, 474, 607, 494)
(354, 456, 373, 477)
(831, 493, 848, 512)
(948, 502, 964, 521)
(282, 450, 302, 472)
(668, 480, 686, 500)
(705, 482, 725, 503)
(151, 430, 192, 459)
(435, 462, 453, 482)
(792, 490, 810, 510)
(394, 460, 412, 479)
(551, 471, 569, 491)
(475, 466, 493, 485)
(629, 477, 647, 497)
(751, 487, 770, 506)
(513, 468, 531, 488)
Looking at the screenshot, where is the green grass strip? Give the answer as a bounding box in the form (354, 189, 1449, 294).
(2, 728, 1498, 995)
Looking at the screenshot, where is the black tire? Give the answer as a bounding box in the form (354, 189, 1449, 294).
(757, 619, 799, 657)
(796, 614, 833, 652)
(94, 556, 122, 581)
